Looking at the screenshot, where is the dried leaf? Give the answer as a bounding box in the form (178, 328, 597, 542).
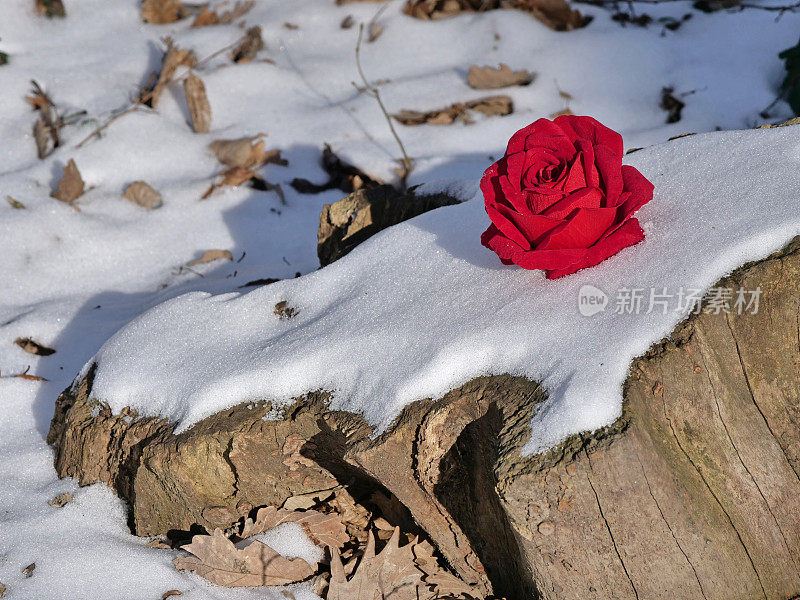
(393, 95, 512, 126)
(403, 0, 587, 30)
(367, 22, 383, 42)
(467, 94, 513, 116)
(141, 0, 186, 23)
(15, 337, 56, 356)
(231, 26, 264, 63)
(661, 86, 685, 124)
(186, 249, 233, 266)
(123, 181, 163, 210)
(341, 15, 355, 28)
(201, 166, 261, 198)
(208, 135, 269, 169)
(184, 72, 211, 133)
(47, 492, 74, 508)
(28, 82, 61, 158)
(7, 196, 25, 209)
(162, 592, 182, 599)
(35, 0, 65, 18)
(273, 301, 299, 320)
(174, 529, 314, 587)
(22, 563, 35, 578)
(192, 0, 254, 26)
(14, 372, 47, 381)
(549, 107, 573, 118)
(290, 144, 381, 194)
(51, 159, 84, 203)
(329, 529, 427, 600)
(466, 63, 533, 89)
(412, 540, 478, 599)
(33, 116, 56, 159)
(241, 506, 349, 550)
(0, 582, 5, 597)
(144, 39, 195, 109)
(192, 7, 219, 27)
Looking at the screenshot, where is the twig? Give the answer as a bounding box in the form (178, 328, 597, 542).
(354, 24, 412, 185)
(76, 106, 148, 148)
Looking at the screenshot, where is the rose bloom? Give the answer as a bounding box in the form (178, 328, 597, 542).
(480, 115, 654, 279)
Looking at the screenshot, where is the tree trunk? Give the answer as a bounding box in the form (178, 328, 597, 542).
(48, 238, 800, 600)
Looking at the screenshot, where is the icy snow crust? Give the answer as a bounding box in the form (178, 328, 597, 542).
(92, 127, 800, 453)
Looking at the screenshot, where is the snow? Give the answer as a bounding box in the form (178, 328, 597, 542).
(2, 0, 800, 597)
(242, 523, 325, 567)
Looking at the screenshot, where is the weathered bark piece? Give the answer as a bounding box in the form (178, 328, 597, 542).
(49, 238, 800, 599)
(317, 185, 461, 267)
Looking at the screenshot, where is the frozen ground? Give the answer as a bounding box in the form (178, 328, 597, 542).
(1, 0, 799, 598)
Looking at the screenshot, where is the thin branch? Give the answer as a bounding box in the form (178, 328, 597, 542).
(355, 24, 412, 185)
(76, 106, 148, 148)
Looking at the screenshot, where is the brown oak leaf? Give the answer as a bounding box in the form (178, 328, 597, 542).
(174, 528, 313, 586)
(241, 506, 349, 550)
(466, 63, 533, 89)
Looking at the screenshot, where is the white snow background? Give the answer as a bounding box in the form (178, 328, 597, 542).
(1, 0, 800, 598)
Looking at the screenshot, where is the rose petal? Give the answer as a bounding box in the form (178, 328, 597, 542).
(540, 187, 603, 220)
(594, 146, 624, 205)
(554, 115, 623, 158)
(486, 203, 531, 250)
(618, 165, 654, 213)
(492, 201, 564, 244)
(544, 218, 644, 279)
(506, 118, 576, 159)
(480, 223, 522, 264)
(526, 187, 566, 214)
(537, 206, 618, 250)
(560, 152, 587, 193)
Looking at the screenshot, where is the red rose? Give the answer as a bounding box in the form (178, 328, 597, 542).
(480, 115, 654, 279)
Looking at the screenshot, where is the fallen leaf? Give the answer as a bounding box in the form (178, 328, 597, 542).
(466, 63, 533, 89)
(411, 540, 478, 599)
(367, 22, 383, 42)
(231, 26, 264, 63)
(143, 38, 195, 108)
(22, 563, 35, 578)
(273, 301, 299, 320)
(162, 591, 182, 599)
(201, 166, 259, 198)
(47, 492, 74, 508)
(403, 0, 587, 30)
(51, 159, 84, 203)
(329, 529, 426, 600)
(661, 87, 685, 124)
(7, 196, 25, 209)
(184, 72, 211, 133)
(14, 372, 48, 381)
(467, 94, 513, 116)
(28, 81, 60, 159)
(174, 528, 314, 587)
(341, 15, 355, 28)
(15, 337, 56, 356)
(284, 22, 299, 29)
(0, 582, 5, 597)
(241, 506, 349, 550)
(141, 0, 186, 23)
(208, 135, 269, 169)
(393, 95, 512, 126)
(191, 0, 254, 26)
(290, 144, 381, 194)
(192, 6, 219, 27)
(186, 249, 233, 266)
(123, 181, 163, 210)
(549, 107, 573, 118)
(35, 0, 65, 18)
